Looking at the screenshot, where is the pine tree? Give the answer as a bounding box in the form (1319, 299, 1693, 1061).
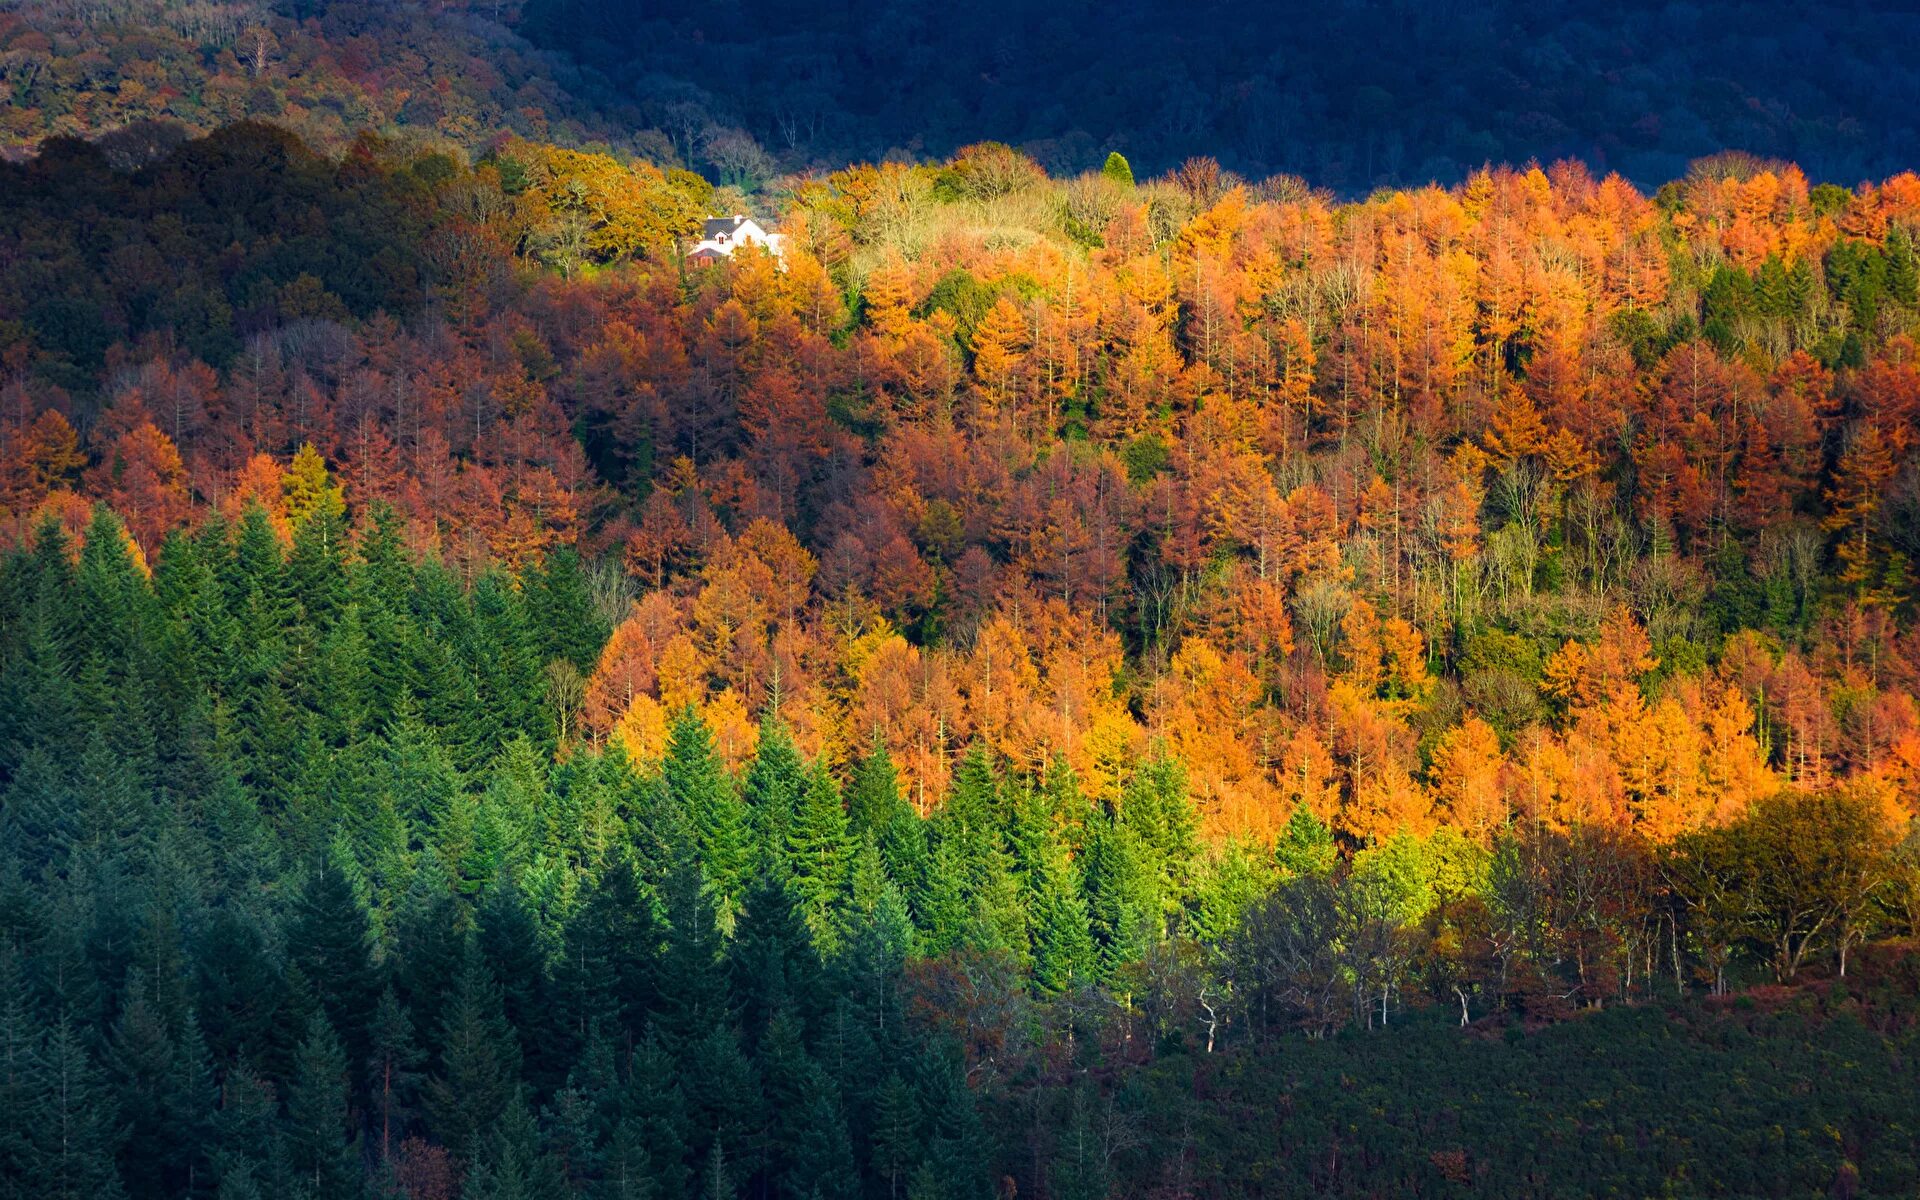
(366, 986, 424, 1168)
(462, 1093, 567, 1200)
(868, 1072, 920, 1200)
(1275, 804, 1337, 878)
(784, 764, 851, 950)
(846, 741, 906, 838)
(672, 717, 751, 926)
(744, 717, 806, 869)
(1101, 151, 1135, 188)
(285, 851, 382, 1065)
(426, 940, 522, 1159)
(1080, 810, 1155, 979)
(282, 1011, 359, 1200)
(29, 1014, 127, 1200)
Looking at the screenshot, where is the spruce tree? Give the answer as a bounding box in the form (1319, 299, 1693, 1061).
(665, 709, 751, 918)
(284, 851, 382, 1065)
(1080, 811, 1155, 980)
(425, 940, 521, 1159)
(1275, 804, 1337, 879)
(550, 858, 656, 1062)
(476, 879, 549, 1059)
(728, 871, 821, 1042)
(1029, 850, 1096, 992)
(0, 571, 82, 779)
(845, 740, 906, 838)
(868, 1072, 920, 1200)
(108, 972, 211, 1200)
(743, 717, 806, 868)
(621, 1035, 693, 1198)
(523, 548, 608, 675)
(0, 949, 42, 1200)
(784, 764, 851, 949)
(282, 1012, 359, 1200)
(190, 905, 286, 1074)
(597, 1115, 657, 1200)
(29, 1015, 127, 1200)
(286, 460, 350, 633)
(1120, 755, 1198, 921)
(684, 1027, 759, 1194)
(366, 986, 424, 1169)
(654, 853, 729, 1043)
(462, 1093, 567, 1200)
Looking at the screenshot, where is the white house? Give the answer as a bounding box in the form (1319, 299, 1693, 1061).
(687, 215, 786, 266)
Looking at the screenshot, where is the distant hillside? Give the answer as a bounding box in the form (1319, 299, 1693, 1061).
(0, 0, 659, 160)
(515, 0, 1920, 188)
(9, 0, 1920, 193)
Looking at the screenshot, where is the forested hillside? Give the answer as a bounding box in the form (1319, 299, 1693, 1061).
(7, 0, 1920, 188)
(4, 123, 1920, 1197)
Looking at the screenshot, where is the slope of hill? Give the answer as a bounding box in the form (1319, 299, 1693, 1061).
(0, 0, 656, 159)
(5, 36, 1920, 1194)
(8, 0, 1920, 190)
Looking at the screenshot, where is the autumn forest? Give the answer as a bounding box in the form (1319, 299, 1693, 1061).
(5, 4, 1920, 1197)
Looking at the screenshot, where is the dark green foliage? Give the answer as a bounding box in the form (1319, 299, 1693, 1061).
(284, 852, 382, 1065)
(426, 942, 522, 1158)
(5, 513, 1917, 1200)
(0, 124, 434, 379)
(283, 1012, 360, 1200)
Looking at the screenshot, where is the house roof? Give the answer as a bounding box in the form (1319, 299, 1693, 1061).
(703, 215, 752, 239)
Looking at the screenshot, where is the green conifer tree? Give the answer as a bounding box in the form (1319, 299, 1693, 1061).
(29, 1015, 127, 1200)
(425, 940, 522, 1159)
(784, 764, 851, 949)
(282, 1012, 360, 1200)
(666, 709, 751, 918)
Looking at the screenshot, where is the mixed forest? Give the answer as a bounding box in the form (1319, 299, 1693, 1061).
(5, 103, 1920, 1199)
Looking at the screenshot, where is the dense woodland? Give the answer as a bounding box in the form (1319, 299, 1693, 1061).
(5, 113, 1920, 1196)
(7, 0, 1920, 189)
